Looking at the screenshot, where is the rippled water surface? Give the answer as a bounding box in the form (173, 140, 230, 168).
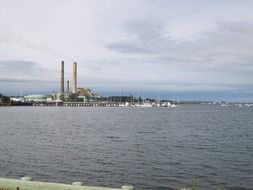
(0, 105, 253, 190)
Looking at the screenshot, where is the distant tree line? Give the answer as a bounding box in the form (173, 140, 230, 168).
(0, 93, 10, 104)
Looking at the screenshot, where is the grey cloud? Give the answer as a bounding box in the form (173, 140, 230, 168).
(102, 19, 253, 97)
(0, 61, 59, 95)
(123, 20, 162, 41)
(106, 20, 253, 72)
(87, 77, 253, 93)
(106, 20, 173, 54)
(107, 43, 153, 54)
(0, 60, 47, 76)
(0, 60, 60, 91)
(0, 31, 74, 61)
(215, 21, 253, 38)
(107, 20, 253, 53)
(0, 78, 57, 84)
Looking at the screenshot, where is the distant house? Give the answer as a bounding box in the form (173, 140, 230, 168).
(0, 98, 3, 104)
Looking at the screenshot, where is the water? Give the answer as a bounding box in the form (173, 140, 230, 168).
(0, 105, 252, 190)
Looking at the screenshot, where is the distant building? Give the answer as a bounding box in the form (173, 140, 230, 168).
(51, 92, 69, 102)
(10, 97, 24, 102)
(24, 95, 47, 102)
(77, 88, 103, 102)
(77, 95, 88, 102)
(77, 88, 93, 97)
(46, 97, 53, 102)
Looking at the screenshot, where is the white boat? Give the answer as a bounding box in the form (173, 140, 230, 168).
(161, 102, 167, 107)
(139, 103, 152, 107)
(238, 104, 243, 108)
(170, 104, 177, 108)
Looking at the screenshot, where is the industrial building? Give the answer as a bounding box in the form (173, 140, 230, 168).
(21, 61, 97, 103)
(24, 95, 47, 102)
(51, 61, 97, 102)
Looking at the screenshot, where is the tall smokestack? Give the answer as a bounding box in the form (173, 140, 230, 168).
(72, 62, 77, 94)
(67, 80, 69, 93)
(61, 61, 64, 93)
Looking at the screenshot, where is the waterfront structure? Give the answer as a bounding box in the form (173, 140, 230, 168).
(10, 97, 24, 102)
(51, 61, 100, 102)
(46, 97, 53, 102)
(72, 62, 77, 94)
(77, 88, 93, 102)
(24, 95, 47, 102)
(77, 88, 93, 97)
(51, 92, 69, 102)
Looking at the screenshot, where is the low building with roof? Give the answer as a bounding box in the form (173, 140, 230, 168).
(24, 95, 48, 102)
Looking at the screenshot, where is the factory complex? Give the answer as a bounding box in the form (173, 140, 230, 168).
(49, 61, 100, 103)
(10, 61, 101, 104)
(7, 61, 177, 107)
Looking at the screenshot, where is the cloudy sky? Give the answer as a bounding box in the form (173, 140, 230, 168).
(0, 0, 253, 101)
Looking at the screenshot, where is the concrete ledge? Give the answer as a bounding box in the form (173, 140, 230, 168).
(0, 177, 134, 190)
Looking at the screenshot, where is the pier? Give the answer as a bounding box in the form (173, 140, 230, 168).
(63, 102, 120, 107)
(0, 177, 134, 190)
(11, 102, 120, 107)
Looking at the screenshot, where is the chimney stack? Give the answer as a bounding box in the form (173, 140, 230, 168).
(72, 62, 77, 94)
(61, 61, 64, 93)
(67, 80, 69, 93)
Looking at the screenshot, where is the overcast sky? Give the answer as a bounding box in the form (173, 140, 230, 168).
(0, 0, 253, 101)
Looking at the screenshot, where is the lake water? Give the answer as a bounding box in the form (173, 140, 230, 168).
(0, 105, 252, 190)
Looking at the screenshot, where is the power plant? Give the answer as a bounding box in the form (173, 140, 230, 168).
(52, 61, 94, 102)
(59, 61, 78, 95)
(7, 60, 178, 107)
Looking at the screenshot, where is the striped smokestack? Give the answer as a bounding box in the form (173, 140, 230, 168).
(61, 61, 64, 93)
(72, 62, 77, 94)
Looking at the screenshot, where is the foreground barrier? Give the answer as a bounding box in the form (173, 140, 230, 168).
(0, 177, 134, 190)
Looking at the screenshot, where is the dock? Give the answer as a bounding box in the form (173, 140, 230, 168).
(11, 102, 121, 107)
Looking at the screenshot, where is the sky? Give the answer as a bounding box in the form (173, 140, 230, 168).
(0, 0, 253, 101)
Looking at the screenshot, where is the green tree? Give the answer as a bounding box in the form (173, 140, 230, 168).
(0, 95, 10, 104)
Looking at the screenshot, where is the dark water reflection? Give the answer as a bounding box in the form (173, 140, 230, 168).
(0, 105, 253, 190)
